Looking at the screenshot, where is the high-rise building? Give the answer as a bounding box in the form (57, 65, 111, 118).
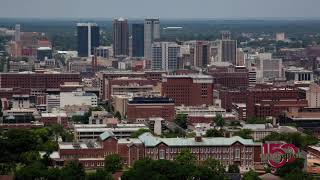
(152, 42, 180, 71)
(132, 24, 144, 57)
(144, 19, 160, 61)
(15, 24, 21, 42)
(218, 31, 237, 65)
(194, 41, 210, 68)
(112, 18, 129, 57)
(77, 23, 100, 57)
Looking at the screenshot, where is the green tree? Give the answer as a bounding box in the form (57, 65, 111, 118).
(228, 164, 240, 173)
(242, 169, 261, 180)
(104, 154, 122, 173)
(283, 171, 313, 180)
(205, 129, 224, 137)
(14, 161, 47, 180)
(86, 169, 113, 180)
(130, 129, 151, 138)
(20, 151, 41, 165)
(174, 149, 196, 166)
(203, 158, 225, 179)
(276, 158, 305, 177)
(60, 161, 85, 180)
(233, 129, 253, 139)
(213, 114, 225, 129)
(175, 113, 188, 129)
(114, 111, 122, 120)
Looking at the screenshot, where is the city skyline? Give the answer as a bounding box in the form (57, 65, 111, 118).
(1, 0, 320, 19)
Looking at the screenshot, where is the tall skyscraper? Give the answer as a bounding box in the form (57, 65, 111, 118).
(194, 41, 210, 68)
(112, 18, 129, 57)
(152, 42, 180, 71)
(144, 19, 160, 61)
(15, 24, 21, 42)
(218, 31, 237, 65)
(131, 24, 144, 57)
(77, 23, 100, 57)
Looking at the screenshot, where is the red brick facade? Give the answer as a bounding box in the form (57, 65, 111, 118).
(57, 133, 262, 169)
(0, 73, 81, 90)
(162, 75, 213, 106)
(127, 97, 175, 122)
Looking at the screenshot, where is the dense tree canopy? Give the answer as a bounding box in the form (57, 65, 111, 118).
(104, 154, 122, 173)
(175, 114, 188, 129)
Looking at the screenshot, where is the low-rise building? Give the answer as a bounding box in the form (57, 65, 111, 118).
(73, 123, 148, 141)
(41, 111, 68, 128)
(54, 131, 262, 169)
(226, 124, 297, 141)
(60, 91, 98, 108)
(127, 97, 175, 122)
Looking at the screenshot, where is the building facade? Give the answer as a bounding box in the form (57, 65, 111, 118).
(152, 42, 180, 71)
(55, 132, 262, 169)
(113, 18, 129, 57)
(162, 74, 214, 106)
(144, 18, 160, 61)
(77, 23, 100, 57)
(132, 24, 144, 57)
(127, 97, 175, 122)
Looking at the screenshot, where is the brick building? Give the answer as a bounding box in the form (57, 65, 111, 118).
(105, 78, 158, 100)
(41, 111, 68, 128)
(55, 131, 262, 169)
(254, 99, 308, 119)
(208, 65, 249, 89)
(219, 89, 247, 112)
(162, 74, 213, 106)
(127, 97, 175, 122)
(246, 87, 301, 118)
(98, 71, 166, 100)
(0, 72, 81, 92)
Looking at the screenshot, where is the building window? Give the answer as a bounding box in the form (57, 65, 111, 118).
(159, 149, 165, 160)
(235, 148, 240, 159)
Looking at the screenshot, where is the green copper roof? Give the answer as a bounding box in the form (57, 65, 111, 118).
(99, 130, 115, 141)
(138, 133, 260, 147)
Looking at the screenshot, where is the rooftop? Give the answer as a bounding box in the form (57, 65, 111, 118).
(128, 97, 174, 104)
(138, 133, 260, 147)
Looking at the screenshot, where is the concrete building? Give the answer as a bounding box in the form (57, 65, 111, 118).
(37, 47, 52, 61)
(60, 91, 98, 108)
(94, 46, 111, 58)
(148, 117, 165, 135)
(113, 95, 131, 118)
(162, 74, 214, 106)
(144, 18, 160, 61)
(280, 107, 320, 138)
(285, 66, 314, 83)
(77, 23, 100, 57)
(46, 95, 60, 112)
(217, 32, 237, 65)
(127, 97, 175, 122)
(226, 124, 297, 141)
(276, 33, 285, 41)
(255, 54, 283, 81)
(299, 84, 320, 108)
(152, 42, 180, 71)
(113, 18, 129, 57)
(12, 95, 30, 109)
(73, 123, 148, 141)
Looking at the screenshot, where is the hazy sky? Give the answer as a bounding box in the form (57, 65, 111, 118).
(1, 0, 320, 19)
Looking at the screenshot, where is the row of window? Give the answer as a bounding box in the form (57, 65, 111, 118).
(146, 147, 253, 154)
